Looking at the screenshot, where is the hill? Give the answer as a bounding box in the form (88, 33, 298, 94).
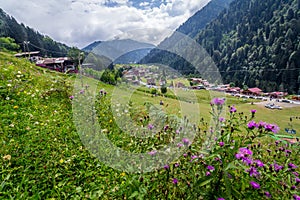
(0, 8, 70, 57)
(141, 0, 300, 94)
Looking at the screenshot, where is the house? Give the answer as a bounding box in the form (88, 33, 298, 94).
(36, 57, 77, 73)
(243, 87, 262, 96)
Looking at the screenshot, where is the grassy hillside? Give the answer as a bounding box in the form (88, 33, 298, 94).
(1, 53, 299, 199)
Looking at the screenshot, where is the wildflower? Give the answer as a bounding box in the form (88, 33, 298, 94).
(191, 155, 198, 160)
(247, 121, 257, 129)
(148, 150, 157, 156)
(177, 143, 183, 148)
(174, 163, 180, 168)
(148, 124, 154, 130)
(207, 165, 215, 171)
(265, 191, 271, 198)
(69, 95, 74, 100)
(251, 109, 257, 114)
(271, 163, 283, 172)
(288, 163, 298, 169)
(255, 160, 264, 168)
(164, 165, 169, 170)
(291, 185, 296, 190)
(250, 181, 260, 189)
(219, 117, 225, 122)
(211, 98, 225, 106)
(120, 172, 126, 177)
(218, 198, 225, 200)
(172, 178, 178, 185)
(293, 172, 299, 177)
(176, 129, 180, 134)
(295, 177, 300, 184)
(219, 141, 224, 147)
(3, 155, 11, 161)
(264, 123, 280, 133)
(206, 171, 211, 176)
(247, 167, 260, 177)
(230, 106, 237, 113)
(242, 157, 253, 166)
(79, 90, 84, 94)
(258, 121, 267, 128)
(13, 105, 19, 109)
(293, 195, 300, 200)
(182, 138, 190, 146)
(59, 159, 64, 164)
(164, 125, 169, 131)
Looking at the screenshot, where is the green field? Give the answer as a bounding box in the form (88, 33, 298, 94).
(1, 52, 299, 199)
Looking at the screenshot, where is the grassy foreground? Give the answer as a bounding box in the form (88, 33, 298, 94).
(1, 53, 299, 199)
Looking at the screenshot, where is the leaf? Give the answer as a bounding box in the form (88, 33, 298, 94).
(128, 191, 139, 199)
(197, 177, 214, 187)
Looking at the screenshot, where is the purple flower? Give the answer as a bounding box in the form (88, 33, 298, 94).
(265, 191, 271, 198)
(219, 141, 224, 147)
(293, 195, 300, 200)
(264, 123, 280, 133)
(235, 153, 243, 160)
(172, 178, 178, 185)
(255, 160, 265, 168)
(239, 147, 253, 156)
(258, 121, 267, 128)
(147, 124, 154, 130)
(148, 150, 157, 156)
(219, 117, 225, 122)
(207, 165, 215, 171)
(211, 98, 225, 106)
(69, 95, 74, 100)
(250, 181, 260, 189)
(174, 163, 180, 168)
(230, 106, 237, 113)
(183, 153, 187, 157)
(177, 143, 183, 148)
(242, 157, 253, 166)
(79, 90, 85, 94)
(295, 177, 300, 183)
(247, 121, 258, 129)
(164, 125, 169, 131)
(251, 109, 257, 114)
(247, 167, 260, 177)
(176, 129, 180, 134)
(191, 155, 198, 160)
(164, 165, 169, 170)
(217, 198, 225, 200)
(182, 138, 190, 146)
(293, 172, 299, 177)
(272, 163, 283, 172)
(206, 171, 211, 176)
(288, 163, 298, 169)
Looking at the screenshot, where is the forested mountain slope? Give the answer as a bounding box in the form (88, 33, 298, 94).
(0, 9, 70, 57)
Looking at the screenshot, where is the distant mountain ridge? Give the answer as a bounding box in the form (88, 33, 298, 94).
(0, 8, 70, 57)
(83, 39, 155, 64)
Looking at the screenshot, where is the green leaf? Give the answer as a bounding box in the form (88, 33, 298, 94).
(129, 191, 139, 199)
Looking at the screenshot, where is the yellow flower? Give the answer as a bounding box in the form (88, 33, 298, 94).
(13, 105, 19, 109)
(59, 159, 64, 164)
(109, 119, 113, 123)
(120, 172, 126, 177)
(3, 155, 11, 161)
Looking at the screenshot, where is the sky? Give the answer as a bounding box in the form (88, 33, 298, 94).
(0, 0, 210, 48)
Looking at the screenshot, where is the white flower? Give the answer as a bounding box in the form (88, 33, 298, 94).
(7, 84, 12, 87)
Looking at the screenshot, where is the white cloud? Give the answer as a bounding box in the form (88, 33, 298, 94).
(0, 0, 211, 48)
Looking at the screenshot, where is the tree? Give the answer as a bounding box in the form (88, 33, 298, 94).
(0, 37, 20, 51)
(160, 85, 167, 95)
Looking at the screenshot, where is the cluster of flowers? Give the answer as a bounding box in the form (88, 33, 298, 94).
(247, 120, 280, 133)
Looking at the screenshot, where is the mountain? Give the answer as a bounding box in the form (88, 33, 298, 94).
(82, 41, 102, 52)
(140, 0, 233, 75)
(0, 8, 70, 57)
(84, 39, 155, 64)
(142, 0, 300, 94)
(195, 0, 300, 93)
(176, 0, 234, 38)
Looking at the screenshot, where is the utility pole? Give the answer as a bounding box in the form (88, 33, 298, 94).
(23, 41, 30, 59)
